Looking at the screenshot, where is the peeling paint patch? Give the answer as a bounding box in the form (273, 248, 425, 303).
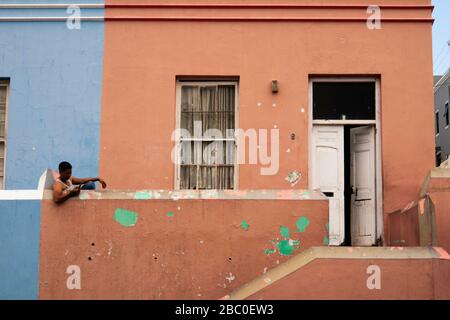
(79, 192, 90, 200)
(114, 208, 138, 227)
(167, 212, 174, 217)
(278, 240, 295, 256)
(323, 223, 330, 245)
(134, 191, 151, 200)
(265, 249, 276, 255)
(241, 220, 250, 231)
(106, 240, 113, 256)
(296, 216, 310, 232)
(225, 273, 235, 283)
(280, 226, 290, 238)
(153, 191, 161, 199)
(285, 170, 301, 186)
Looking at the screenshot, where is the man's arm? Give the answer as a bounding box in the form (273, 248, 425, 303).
(52, 182, 80, 204)
(71, 176, 107, 188)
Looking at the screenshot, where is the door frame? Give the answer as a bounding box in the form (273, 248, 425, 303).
(308, 77, 383, 245)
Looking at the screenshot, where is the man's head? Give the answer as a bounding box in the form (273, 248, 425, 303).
(58, 161, 72, 181)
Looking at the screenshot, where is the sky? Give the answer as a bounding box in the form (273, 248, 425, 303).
(433, 0, 450, 75)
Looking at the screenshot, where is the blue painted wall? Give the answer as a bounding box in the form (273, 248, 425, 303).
(0, 0, 104, 189)
(0, 200, 41, 299)
(0, 0, 104, 300)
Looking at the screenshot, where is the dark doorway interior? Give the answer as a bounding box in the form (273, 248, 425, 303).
(343, 126, 353, 246)
(313, 82, 376, 120)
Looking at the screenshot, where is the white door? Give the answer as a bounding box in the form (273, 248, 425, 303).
(311, 126, 344, 246)
(350, 126, 376, 246)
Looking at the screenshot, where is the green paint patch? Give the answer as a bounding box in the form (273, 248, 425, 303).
(277, 240, 295, 256)
(280, 226, 290, 238)
(323, 236, 329, 246)
(114, 208, 138, 227)
(265, 249, 276, 255)
(134, 191, 151, 200)
(296, 216, 310, 232)
(167, 212, 174, 217)
(326, 223, 329, 232)
(241, 220, 250, 231)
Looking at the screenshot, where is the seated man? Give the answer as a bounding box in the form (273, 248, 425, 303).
(53, 161, 107, 203)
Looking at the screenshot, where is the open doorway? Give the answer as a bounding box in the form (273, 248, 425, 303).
(309, 78, 381, 247)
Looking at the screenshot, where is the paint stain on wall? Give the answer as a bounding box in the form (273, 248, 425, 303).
(134, 191, 152, 200)
(265, 224, 302, 257)
(241, 220, 250, 231)
(285, 170, 301, 186)
(114, 208, 138, 227)
(167, 212, 174, 217)
(323, 222, 330, 245)
(277, 240, 295, 256)
(280, 226, 290, 238)
(296, 216, 310, 232)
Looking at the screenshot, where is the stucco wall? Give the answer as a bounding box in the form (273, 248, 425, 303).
(38, 193, 329, 299)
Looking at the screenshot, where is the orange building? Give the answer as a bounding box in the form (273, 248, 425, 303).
(2, 0, 449, 300)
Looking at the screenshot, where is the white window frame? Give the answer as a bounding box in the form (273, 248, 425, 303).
(308, 77, 383, 244)
(174, 80, 239, 190)
(0, 80, 9, 190)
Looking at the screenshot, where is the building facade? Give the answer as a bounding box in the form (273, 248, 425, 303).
(1, 0, 449, 300)
(435, 69, 450, 165)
